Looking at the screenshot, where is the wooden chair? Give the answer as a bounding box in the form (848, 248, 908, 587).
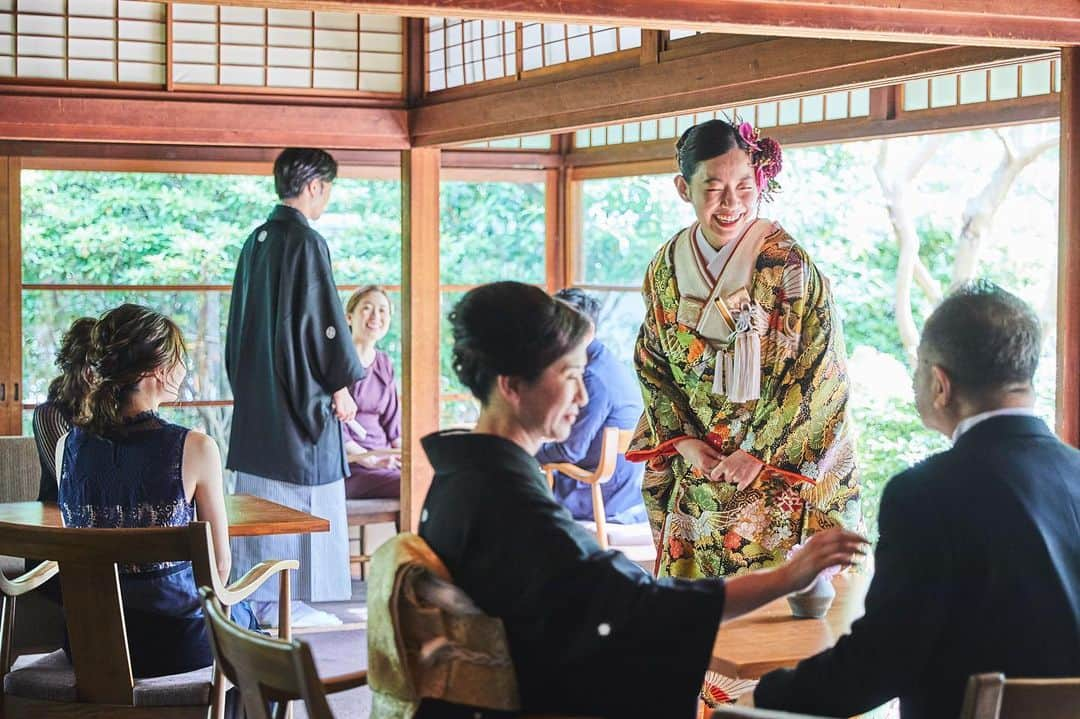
(540, 427, 655, 569)
(0, 520, 297, 718)
(0, 436, 40, 503)
(960, 672, 1080, 719)
(345, 449, 402, 578)
(0, 436, 67, 658)
(198, 586, 367, 719)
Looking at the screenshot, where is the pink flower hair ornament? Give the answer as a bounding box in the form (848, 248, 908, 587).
(735, 119, 783, 201)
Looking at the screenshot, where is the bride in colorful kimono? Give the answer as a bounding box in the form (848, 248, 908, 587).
(627, 118, 862, 590)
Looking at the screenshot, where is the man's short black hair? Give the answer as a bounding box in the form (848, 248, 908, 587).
(554, 287, 601, 326)
(920, 280, 1041, 394)
(273, 148, 338, 200)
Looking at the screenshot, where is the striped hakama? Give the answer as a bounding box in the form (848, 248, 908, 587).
(230, 472, 351, 603)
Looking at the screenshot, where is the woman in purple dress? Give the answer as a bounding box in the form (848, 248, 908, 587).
(342, 286, 402, 499)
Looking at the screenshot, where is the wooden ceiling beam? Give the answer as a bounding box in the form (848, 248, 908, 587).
(0, 92, 409, 150)
(411, 40, 1053, 146)
(202, 0, 1080, 47)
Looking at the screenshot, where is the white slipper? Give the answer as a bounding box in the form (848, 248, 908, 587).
(251, 600, 343, 628)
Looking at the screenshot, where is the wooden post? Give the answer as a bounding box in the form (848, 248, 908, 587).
(0, 157, 20, 436)
(1057, 47, 1080, 447)
(405, 18, 426, 107)
(401, 148, 441, 531)
(545, 167, 565, 293)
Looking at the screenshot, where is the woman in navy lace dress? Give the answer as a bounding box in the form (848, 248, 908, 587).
(58, 304, 256, 678)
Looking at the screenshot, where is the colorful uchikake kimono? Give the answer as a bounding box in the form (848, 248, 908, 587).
(627, 219, 862, 580)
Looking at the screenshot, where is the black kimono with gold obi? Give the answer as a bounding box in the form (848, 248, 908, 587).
(419, 431, 727, 718)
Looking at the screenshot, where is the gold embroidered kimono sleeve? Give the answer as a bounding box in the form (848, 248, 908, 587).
(629, 225, 861, 579)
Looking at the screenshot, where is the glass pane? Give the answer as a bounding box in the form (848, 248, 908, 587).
(159, 405, 233, 454)
(824, 91, 848, 120)
(440, 397, 479, 428)
(989, 65, 1019, 100)
(778, 99, 800, 125)
(316, 178, 402, 285)
(21, 170, 399, 286)
(22, 289, 232, 405)
(756, 101, 778, 128)
(439, 180, 546, 284)
(1020, 60, 1052, 97)
(930, 75, 958, 107)
(959, 70, 987, 104)
(578, 174, 695, 285)
(801, 94, 824, 123)
(21, 170, 273, 285)
(903, 79, 929, 111)
(849, 87, 870, 117)
(580, 288, 645, 367)
(439, 289, 469, 399)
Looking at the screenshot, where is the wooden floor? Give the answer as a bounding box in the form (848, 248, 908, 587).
(291, 578, 371, 718)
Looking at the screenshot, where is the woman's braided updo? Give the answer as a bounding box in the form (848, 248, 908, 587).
(77, 304, 186, 437)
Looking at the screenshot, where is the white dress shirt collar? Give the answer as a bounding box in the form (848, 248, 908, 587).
(951, 407, 1038, 444)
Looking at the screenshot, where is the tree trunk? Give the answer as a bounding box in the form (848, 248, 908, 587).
(951, 132, 1058, 289)
(874, 137, 946, 361)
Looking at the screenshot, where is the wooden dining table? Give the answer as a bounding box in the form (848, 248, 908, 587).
(710, 573, 870, 678)
(0, 494, 329, 537)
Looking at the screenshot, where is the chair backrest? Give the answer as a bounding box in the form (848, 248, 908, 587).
(0, 436, 41, 503)
(0, 520, 222, 706)
(590, 427, 635, 484)
(199, 587, 334, 719)
(961, 673, 1080, 719)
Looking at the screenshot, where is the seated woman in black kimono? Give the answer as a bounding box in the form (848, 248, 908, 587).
(418, 281, 867, 719)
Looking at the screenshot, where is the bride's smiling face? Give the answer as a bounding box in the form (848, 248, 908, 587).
(675, 147, 759, 248)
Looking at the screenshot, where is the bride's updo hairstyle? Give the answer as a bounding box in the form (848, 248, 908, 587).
(449, 281, 591, 404)
(78, 304, 186, 437)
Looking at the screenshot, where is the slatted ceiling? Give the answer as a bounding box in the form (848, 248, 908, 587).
(904, 59, 1059, 111)
(426, 17, 515, 91)
(460, 134, 552, 149)
(572, 88, 874, 149)
(170, 4, 403, 93)
(0, 0, 165, 83)
(426, 17, 640, 91)
(520, 22, 640, 71)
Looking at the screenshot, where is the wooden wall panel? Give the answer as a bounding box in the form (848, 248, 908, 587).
(1058, 47, 1080, 448)
(0, 93, 409, 150)
(400, 147, 440, 530)
(0, 157, 21, 435)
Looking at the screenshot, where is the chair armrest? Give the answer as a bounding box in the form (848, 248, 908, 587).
(322, 670, 368, 694)
(541, 462, 597, 483)
(0, 560, 58, 597)
(219, 559, 299, 605)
